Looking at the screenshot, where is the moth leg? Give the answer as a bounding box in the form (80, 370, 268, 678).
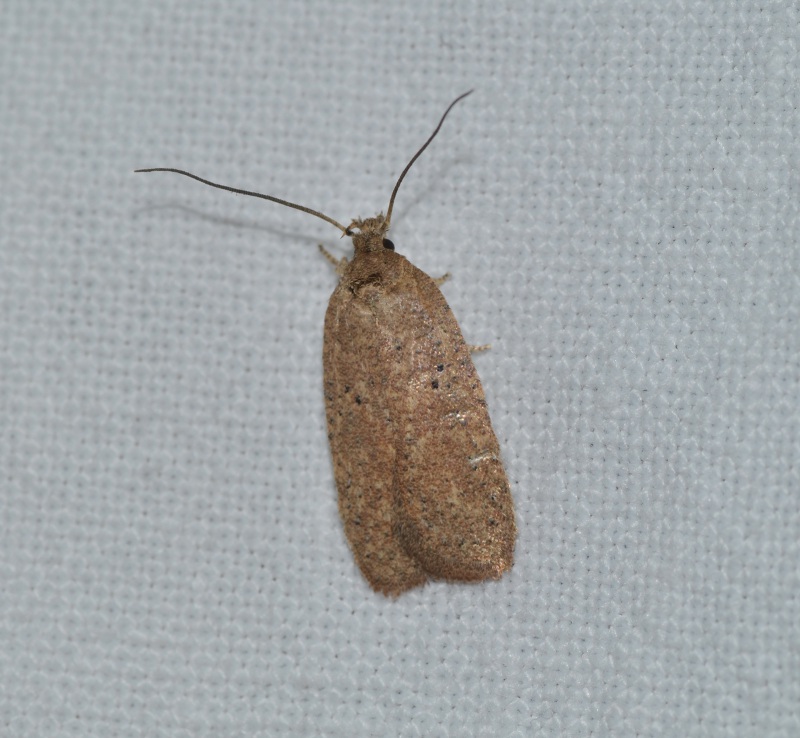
(468, 343, 491, 353)
(433, 272, 451, 287)
(319, 244, 349, 277)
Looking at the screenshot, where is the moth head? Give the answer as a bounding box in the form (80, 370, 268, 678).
(346, 214, 394, 255)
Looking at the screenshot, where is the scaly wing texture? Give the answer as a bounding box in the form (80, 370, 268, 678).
(323, 251, 515, 595)
(391, 262, 516, 582)
(323, 266, 427, 595)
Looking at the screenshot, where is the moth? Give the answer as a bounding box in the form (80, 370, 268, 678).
(136, 91, 516, 595)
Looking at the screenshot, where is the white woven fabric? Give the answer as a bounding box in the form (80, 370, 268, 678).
(2, 1, 798, 735)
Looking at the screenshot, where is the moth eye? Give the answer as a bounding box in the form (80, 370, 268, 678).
(382, 238, 395, 251)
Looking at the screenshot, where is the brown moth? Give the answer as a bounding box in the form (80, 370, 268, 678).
(136, 91, 515, 596)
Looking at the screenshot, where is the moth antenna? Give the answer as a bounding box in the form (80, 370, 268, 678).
(134, 168, 350, 235)
(384, 90, 473, 228)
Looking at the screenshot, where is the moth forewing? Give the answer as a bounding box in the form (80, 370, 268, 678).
(323, 249, 515, 595)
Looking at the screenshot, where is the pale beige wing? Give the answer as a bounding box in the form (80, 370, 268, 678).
(390, 264, 516, 582)
(323, 276, 427, 596)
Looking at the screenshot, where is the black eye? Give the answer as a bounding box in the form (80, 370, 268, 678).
(382, 238, 395, 251)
